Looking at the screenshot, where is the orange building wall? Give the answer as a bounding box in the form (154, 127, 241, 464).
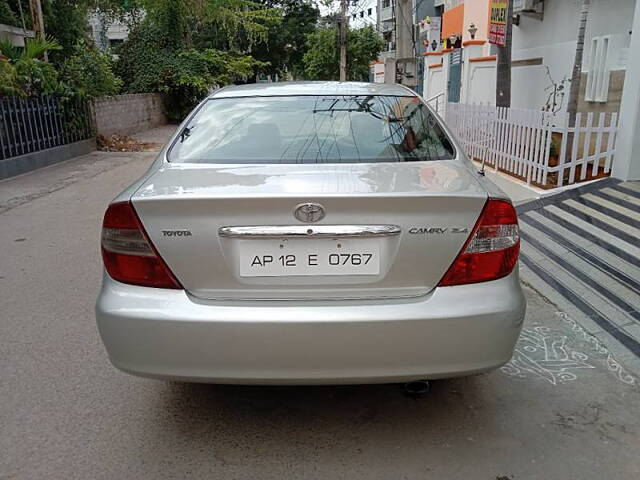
(462, 0, 491, 43)
(442, 3, 465, 40)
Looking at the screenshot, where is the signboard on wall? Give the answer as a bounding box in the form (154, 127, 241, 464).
(428, 17, 441, 45)
(488, 0, 509, 47)
(419, 16, 442, 45)
(372, 62, 385, 84)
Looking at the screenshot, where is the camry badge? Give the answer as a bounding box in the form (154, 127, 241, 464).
(409, 227, 469, 234)
(294, 203, 326, 223)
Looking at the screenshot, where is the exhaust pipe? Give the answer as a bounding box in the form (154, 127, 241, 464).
(403, 380, 430, 396)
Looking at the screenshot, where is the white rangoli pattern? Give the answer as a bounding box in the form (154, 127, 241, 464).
(501, 314, 636, 386)
(502, 326, 594, 385)
(556, 312, 636, 385)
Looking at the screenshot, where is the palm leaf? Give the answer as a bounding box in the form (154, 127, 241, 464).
(0, 40, 20, 61)
(22, 36, 63, 60)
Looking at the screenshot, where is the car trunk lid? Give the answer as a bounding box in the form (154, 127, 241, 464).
(131, 161, 488, 300)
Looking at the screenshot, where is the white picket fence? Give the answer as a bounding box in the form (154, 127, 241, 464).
(444, 102, 619, 187)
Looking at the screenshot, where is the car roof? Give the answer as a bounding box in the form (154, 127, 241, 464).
(209, 81, 415, 99)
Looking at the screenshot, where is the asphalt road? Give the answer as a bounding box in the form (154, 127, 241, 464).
(1, 132, 639, 479)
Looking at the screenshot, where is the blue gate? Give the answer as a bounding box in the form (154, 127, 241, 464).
(447, 49, 462, 103)
(0, 96, 93, 161)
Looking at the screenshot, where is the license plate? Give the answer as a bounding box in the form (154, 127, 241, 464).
(238, 238, 380, 277)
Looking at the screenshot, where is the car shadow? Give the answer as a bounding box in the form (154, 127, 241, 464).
(144, 375, 495, 457)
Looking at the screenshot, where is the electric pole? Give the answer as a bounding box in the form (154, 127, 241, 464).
(394, 0, 417, 86)
(496, 0, 514, 107)
(339, 0, 348, 81)
(395, 0, 413, 60)
(567, 0, 592, 125)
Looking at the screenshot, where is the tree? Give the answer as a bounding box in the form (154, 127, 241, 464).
(566, 0, 591, 124)
(42, 1, 93, 64)
(162, 0, 282, 49)
(115, 0, 274, 120)
(347, 26, 385, 81)
(496, 0, 514, 107)
(302, 25, 384, 81)
(302, 27, 337, 80)
(38, 0, 131, 65)
(249, 0, 320, 79)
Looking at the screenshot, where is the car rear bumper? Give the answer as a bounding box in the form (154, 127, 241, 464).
(95, 270, 526, 384)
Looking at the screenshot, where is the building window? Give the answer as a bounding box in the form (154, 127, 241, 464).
(368, 8, 372, 15)
(585, 35, 611, 103)
(383, 0, 391, 8)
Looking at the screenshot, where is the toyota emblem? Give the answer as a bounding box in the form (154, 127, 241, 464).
(294, 202, 326, 223)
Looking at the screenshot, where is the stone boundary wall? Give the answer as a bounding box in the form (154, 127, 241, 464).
(91, 93, 167, 137)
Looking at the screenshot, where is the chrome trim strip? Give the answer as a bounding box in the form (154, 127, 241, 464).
(218, 225, 402, 239)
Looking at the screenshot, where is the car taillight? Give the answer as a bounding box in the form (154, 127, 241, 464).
(438, 198, 520, 286)
(101, 201, 182, 289)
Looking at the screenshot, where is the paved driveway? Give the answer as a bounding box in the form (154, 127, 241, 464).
(519, 179, 640, 375)
(1, 133, 638, 479)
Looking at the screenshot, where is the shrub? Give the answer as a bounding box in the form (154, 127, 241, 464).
(60, 40, 122, 97)
(0, 37, 62, 96)
(14, 58, 60, 95)
(0, 61, 21, 96)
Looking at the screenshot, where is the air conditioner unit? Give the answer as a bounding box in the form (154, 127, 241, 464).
(513, 0, 544, 20)
(513, 0, 544, 14)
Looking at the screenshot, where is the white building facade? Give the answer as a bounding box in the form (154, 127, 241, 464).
(88, 12, 131, 52)
(423, 0, 636, 113)
(511, 0, 635, 114)
(377, 0, 397, 60)
(420, 0, 640, 180)
(350, 0, 378, 29)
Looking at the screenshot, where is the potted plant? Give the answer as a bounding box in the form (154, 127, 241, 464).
(546, 130, 567, 167)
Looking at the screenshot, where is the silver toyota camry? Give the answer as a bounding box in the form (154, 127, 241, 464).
(95, 82, 525, 384)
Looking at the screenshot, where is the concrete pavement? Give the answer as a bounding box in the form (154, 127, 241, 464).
(1, 129, 639, 479)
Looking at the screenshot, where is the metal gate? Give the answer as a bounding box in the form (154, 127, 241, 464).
(447, 49, 462, 103)
(0, 96, 93, 160)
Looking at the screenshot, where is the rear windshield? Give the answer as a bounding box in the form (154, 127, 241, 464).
(168, 95, 455, 164)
